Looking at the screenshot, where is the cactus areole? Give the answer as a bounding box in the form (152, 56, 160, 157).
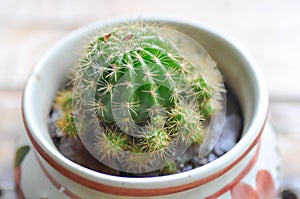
(54, 23, 226, 173)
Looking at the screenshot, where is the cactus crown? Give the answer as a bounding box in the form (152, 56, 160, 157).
(54, 23, 224, 173)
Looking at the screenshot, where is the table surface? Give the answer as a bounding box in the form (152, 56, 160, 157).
(1, 0, 300, 198)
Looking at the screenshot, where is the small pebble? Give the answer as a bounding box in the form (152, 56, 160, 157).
(179, 163, 185, 170)
(183, 164, 193, 172)
(198, 157, 209, 166)
(216, 114, 241, 152)
(191, 157, 200, 168)
(213, 145, 225, 157)
(208, 153, 218, 163)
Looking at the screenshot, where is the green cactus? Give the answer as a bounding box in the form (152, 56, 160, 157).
(54, 23, 224, 172)
(54, 90, 77, 138)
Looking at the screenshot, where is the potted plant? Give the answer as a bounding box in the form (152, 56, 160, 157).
(19, 17, 280, 199)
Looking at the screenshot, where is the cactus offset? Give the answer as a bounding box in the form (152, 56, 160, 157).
(54, 90, 77, 138)
(54, 23, 224, 172)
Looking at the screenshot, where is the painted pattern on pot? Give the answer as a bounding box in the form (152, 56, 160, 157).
(230, 170, 276, 199)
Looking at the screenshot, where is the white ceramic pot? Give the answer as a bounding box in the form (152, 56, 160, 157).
(18, 17, 280, 199)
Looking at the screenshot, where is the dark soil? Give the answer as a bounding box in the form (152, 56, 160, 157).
(49, 86, 243, 177)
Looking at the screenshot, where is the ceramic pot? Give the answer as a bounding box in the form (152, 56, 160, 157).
(18, 17, 280, 199)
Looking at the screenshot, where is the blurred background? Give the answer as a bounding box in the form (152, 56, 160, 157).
(0, 0, 300, 198)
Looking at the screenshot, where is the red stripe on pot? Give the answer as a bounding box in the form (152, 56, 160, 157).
(36, 154, 82, 199)
(22, 98, 268, 197)
(205, 143, 260, 199)
(36, 142, 260, 199)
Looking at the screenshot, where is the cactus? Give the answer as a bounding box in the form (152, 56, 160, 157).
(54, 23, 224, 173)
(54, 90, 77, 138)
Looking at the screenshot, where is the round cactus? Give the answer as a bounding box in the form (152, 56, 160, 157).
(55, 23, 224, 173)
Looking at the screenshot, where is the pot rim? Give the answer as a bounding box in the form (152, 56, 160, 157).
(22, 15, 269, 193)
